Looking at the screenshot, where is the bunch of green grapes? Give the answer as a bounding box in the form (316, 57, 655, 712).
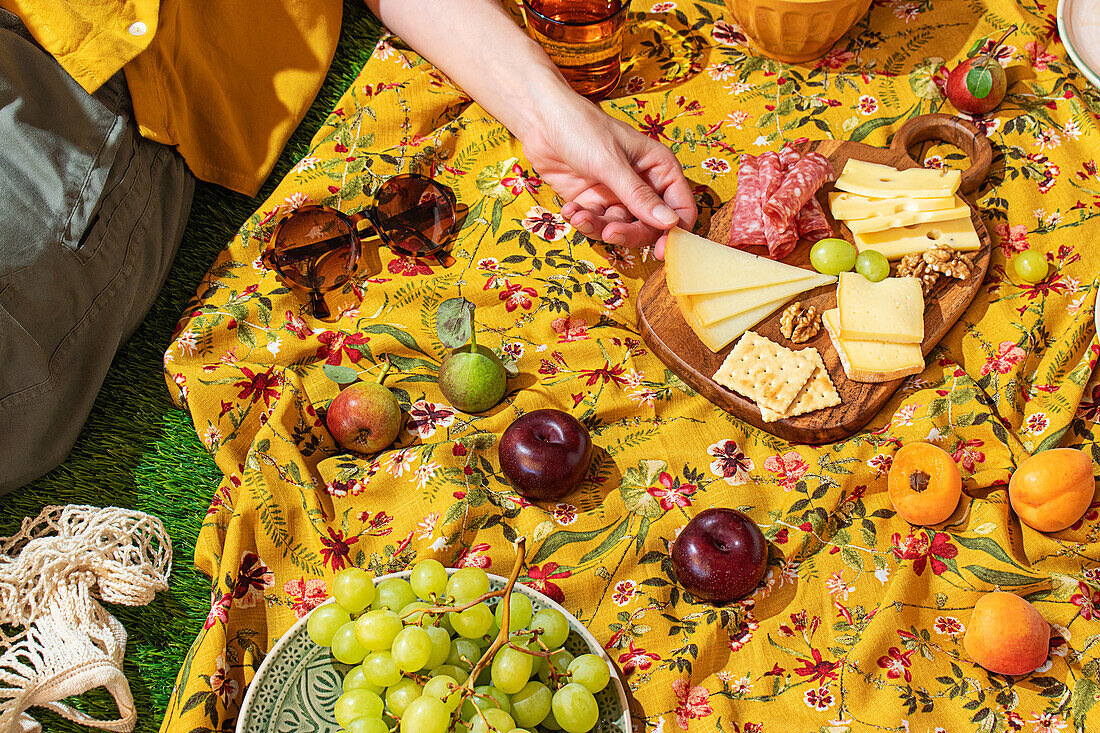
(306, 561, 612, 733)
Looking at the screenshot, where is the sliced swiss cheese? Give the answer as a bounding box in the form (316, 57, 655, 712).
(835, 159, 960, 199)
(837, 272, 924, 344)
(829, 191, 957, 221)
(688, 273, 836, 326)
(678, 295, 793, 353)
(846, 198, 971, 234)
(852, 216, 980, 260)
(822, 308, 925, 382)
(665, 226, 816, 296)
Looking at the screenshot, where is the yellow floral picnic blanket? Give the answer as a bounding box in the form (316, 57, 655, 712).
(162, 1, 1100, 731)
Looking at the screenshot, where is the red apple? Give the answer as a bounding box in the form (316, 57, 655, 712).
(326, 374, 402, 455)
(671, 508, 768, 604)
(498, 409, 593, 501)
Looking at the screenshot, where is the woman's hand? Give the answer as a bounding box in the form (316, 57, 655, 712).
(519, 94, 696, 259)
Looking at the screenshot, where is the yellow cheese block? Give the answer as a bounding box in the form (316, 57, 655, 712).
(677, 295, 792, 353)
(837, 272, 924, 344)
(846, 198, 971, 234)
(852, 216, 980, 260)
(664, 226, 816, 295)
(835, 159, 960, 199)
(822, 308, 925, 382)
(688, 272, 836, 326)
(829, 191, 957, 221)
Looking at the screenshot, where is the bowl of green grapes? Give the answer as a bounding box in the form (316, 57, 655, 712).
(236, 559, 632, 733)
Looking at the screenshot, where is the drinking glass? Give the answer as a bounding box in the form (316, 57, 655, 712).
(522, 0, 629, 100)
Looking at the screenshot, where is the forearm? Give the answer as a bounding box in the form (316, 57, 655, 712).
(363, 0, 583, 142)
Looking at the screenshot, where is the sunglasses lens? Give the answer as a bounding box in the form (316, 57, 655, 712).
(375, 176, 456, 254)
(272, 208, 357, 291)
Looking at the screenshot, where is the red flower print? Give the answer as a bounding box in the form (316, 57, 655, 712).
(646, 471, 696, 510)
(405, 400, 457, 439)
(234, 366, 281, 406)
(208, 653, 240, 706)
(284, 578, 328, 618)
(499, 280, 538, 312)
(728, 616, 758, 651)
(284, 310, 312, 339)
(803, 684, 835, 711)
(553, 503, 578, 526)
(672, 678, 713, 730)
(455, 542, 492, 569)
(320, 527, 359, 572)
(934, 615, 964, 635)
(794, 648, 839, 683)
(205, 589, 232, 630)
(617, 641, 660, 674)
(763, 451, 810, 491)
(1071, 582, 1100, 620)
(993, 223, 1029, 257)
(387, 254, 434, 276)
(981, 341, 1026, 376)
(612, 579, 637, 606)
(638, 113, 671, 141)
(500, 162, 542, 196)
(816, 47, 855, 68)
(891, 530, 957, 576)
(708, 439, 754, 485)
(232, 552, 276, 608)
(711, 19, 747, 45)
(521, 206, 570, 241)
(525, 562, 571, 603)
(538, 359, 560, 376)
(877, 646, 915, 681)
(578, 361, 628, 387)
(551, 315, 590, 342)
(314, 330, 369, 366)
(951, 438, 986, 473)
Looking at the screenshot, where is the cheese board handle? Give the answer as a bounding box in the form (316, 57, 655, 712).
(889, 113, 992, 195)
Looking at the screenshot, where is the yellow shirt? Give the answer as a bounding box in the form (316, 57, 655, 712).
(2, 0, 343, 196)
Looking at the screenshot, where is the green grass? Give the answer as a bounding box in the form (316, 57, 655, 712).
(0, 4, 381, 730)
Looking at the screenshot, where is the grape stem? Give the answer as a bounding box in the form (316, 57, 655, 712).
(400, 589, 506, 621)
(461, 536, 527, 695)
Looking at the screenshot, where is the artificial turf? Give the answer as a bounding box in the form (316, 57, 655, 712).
(0, 4, 382, 730)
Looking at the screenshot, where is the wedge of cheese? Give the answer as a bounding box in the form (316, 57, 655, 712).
(678, 295, 793, 353)
(688, 272, 836, 326)
(852, 216, 980, 260)
(829, 191, 957, 221)
(835, 159, 960, 199)
(846, 198, 971, 234)
(822, 308, 925, 382)
(837, 273, 924, 344)
(665, 226, 817, 295)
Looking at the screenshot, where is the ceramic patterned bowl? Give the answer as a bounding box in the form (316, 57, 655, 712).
(237, 569, 632, 733)
(724, 0, 873, 63)
(1058, 0, 1100, 89)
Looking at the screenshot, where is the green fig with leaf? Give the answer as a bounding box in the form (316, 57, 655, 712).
(436, 297, 511, 413)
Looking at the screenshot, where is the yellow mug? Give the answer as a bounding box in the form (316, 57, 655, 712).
(724, 0, 873, 63)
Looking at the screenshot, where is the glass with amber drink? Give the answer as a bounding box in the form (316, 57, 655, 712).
(522, 0, 629, 100)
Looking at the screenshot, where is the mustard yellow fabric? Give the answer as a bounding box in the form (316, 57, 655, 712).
(162, 2, 1100, 732)
(3, 0, 342, 195)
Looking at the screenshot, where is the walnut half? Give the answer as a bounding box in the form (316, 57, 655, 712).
(896, 253, 940, 294)
(779, 302, 821, 343)
(923, 243, 972, 280)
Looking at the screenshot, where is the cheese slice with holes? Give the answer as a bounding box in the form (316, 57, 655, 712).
(837, 273, 924, 343)
(852, 216, 980, 260)
(688, 273, 836, 326)
(665, 226, 817, 295)
(677, 295, 793, 353)
(835, 159, 961, 198)
(846, 198, 972, 234)
(822, 308, 925, 382)
(829, 191, 957, 220)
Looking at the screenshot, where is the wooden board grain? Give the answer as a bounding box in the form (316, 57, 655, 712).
(637, 115, 992, 444)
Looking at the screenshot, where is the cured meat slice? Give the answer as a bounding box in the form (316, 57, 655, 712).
(763, 151, 835, 233)
(728, 154, 766, 247)
(778, 144, 801, 170)
(758, 151, 797, 257)
(796, 196, 834, 242)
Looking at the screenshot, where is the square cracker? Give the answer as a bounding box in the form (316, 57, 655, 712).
(758, 347, 841, 422)
(713, 331, 815, 415)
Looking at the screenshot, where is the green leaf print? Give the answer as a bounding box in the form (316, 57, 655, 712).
(618, 459, 669, 519)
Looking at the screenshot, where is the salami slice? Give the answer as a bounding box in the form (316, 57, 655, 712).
(758, 152, 798, 257)
(728, 154, 766, 247)
(778, 144, 801, 171)
(796, 196, 834, 243)
(762, 151, 835, 234)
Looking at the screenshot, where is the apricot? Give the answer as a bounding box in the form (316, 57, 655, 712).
(964, 592, 1050, 676)
(1009, 448, 1095, 533)
(888, 442, 963, 526)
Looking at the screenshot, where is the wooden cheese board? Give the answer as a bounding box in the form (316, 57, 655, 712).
(637, 114, 993, 444)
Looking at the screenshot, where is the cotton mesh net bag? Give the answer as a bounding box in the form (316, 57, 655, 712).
(0, 505, 172, 733)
